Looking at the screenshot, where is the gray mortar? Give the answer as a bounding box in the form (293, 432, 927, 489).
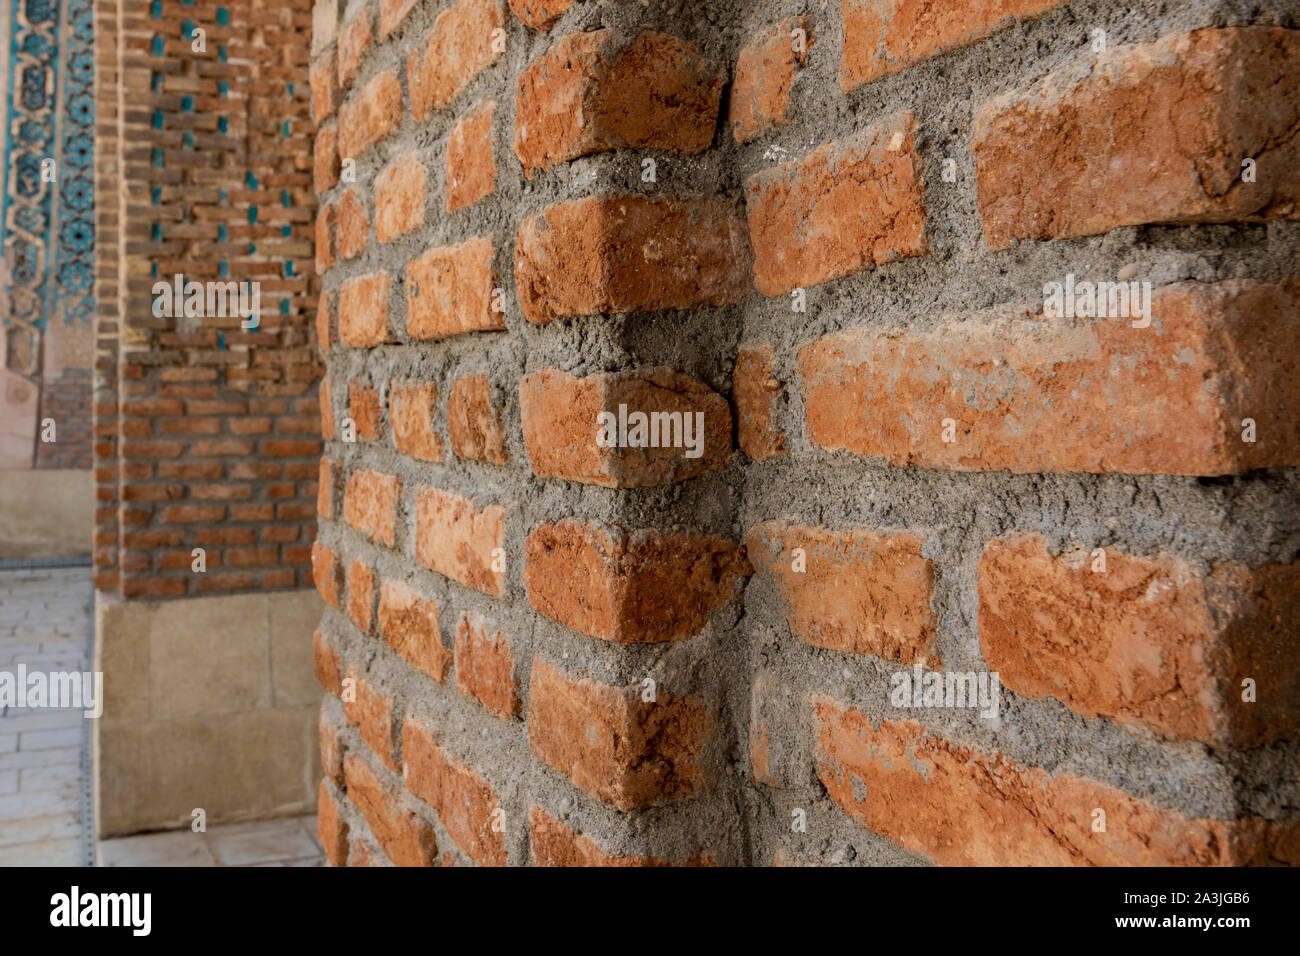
(317, 0, 1300, 865)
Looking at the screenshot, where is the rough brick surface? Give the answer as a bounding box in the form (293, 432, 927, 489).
(407, 0, 505, 121)
(448, 375, 508, 464)
(731, 17, 812, 143)
(406, 238, 504, 340)
(415, 487, 506, 595)
(447, 101, 498, 212)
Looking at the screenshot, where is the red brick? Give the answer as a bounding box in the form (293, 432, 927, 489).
(338, 68, 402, 159)
(405, 237, 503, 340)
(798, 280, 1300, 476)
(813, 699, 1300, 866)
(403, 716, 507, 866)
(315, 201, 336, 273)
(342, 752, 438, 866)
(508, 0, 574, 29)
(527, 658, 706, 810)
(348, 381, 382, 442)
(122, 577, 187, 598)
(159, 504, 225, 523)
(407, 0, 505, 121)
(414, 487, 505, 595)
(514, 30, 720, 176)
(343, 468, 402, 548)
(514, 195, 751, 325)
(347, 560, 377, 633)
(733, 346, 785, 460)
(317, 291, 335, 353)
(454, 612, 519, 719)
(389, 382, 443, 461)
(338, 8, 374, 89)
(973, 28, 1300, 249)
(747, 522, 937, 666)
(519, 368, 729, 486)
(377, 579, 451, 682)
(979, 532, 1300, 748)
(344, 672, 400, 770)
(314, 120, 340, 192)
(746, 111, 926, 296)
(338, 272, 392, 347)
(528, 807, 712, 866)
(318, 781, 350, 866)
(446, 101, 496, 212)
(380, 0, 419, 36)
(841, 0, 1063, 91)
(730, 17, 813, 144)
(312, 541, 344, 610)
(319, 377, 335, 439)
(448, 374, 507, 465)
(311, 54, 338, 123)
(375, 152, 426, 242)
(524, 520, 749, 643)
(338, 188, 370, 260)
(320, 703, 347, 783)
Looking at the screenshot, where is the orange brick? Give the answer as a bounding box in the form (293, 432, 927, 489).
(407, 0, 505, 121)
(338, 8, 374, 89)
(314, 120, 340, 192)
(841, 0, 1063, 91)
(798, 280, 1300, 476)
(514, 195, 751, 324)
(338, 188, 370, 260)
(338, 272, 392, 347)
(347, 560, 377, 633)
(405, 237, 503, 340)
(310, 54, 338, 123)
(746, 110, 926, 295)
(380, 0, 419, 36)
(318, 781, 350, 866)
(389, 382, 443, 462)
(339, 68, 402, 159)
(377, 579, 451, 682)
(528, 807, 712, 866)
(414, 487, 505, 595)
(344, 672, 400, 770)
(448, 374, 507, 465)
(524, 520, 749, 643)
(320, 378, 335, 439)
(508, 0, 574, 29)
(813, 700, 1300, 866)
(446, 100, 496, 212)
(375, 152, 426, 242)
(733, 346, 784, 460)
(348, 381, 382, 442)
(343, 468, 402, 547)
(513, 30, 720, 176)
(402, 716, 507, 866)
(730, 17, 813, 143)
(320, 703, 347, 784)
(747, 522, 937, 666)
(527, 658, 706, 810)
(974, 28, 1300, 249)
(519, 368, 729, 486)
(316, 291, 335, 353)
(979, 532, 1300, 748)
(311, 541, 344, 609)
(315, 202, 336, 273)
(454, 612, 519, 719)
(342, 752, 438, 866)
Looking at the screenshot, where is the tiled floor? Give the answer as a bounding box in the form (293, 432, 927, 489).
(1, 566, 324, 867)
(0, 566, 93, 867)
(98, 816, 325, 867)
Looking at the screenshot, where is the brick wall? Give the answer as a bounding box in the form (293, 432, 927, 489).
(311, 0, 1300, 866)
(95, 0, 322, 598)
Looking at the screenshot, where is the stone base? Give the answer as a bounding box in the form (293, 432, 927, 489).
(93, 588, 323, 837)
(0, 469, 92, 559)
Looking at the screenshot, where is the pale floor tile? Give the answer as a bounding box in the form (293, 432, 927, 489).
(0, 811, 79, 848)
(0, 746, 80, 772)
(0, 837, 82, 866)
(0, 787, 79, 820)
(206, 817, 322, 866)
(0, 771, 16, 795)
(19, 727, 81, 751)
(97, 814, 324, 867)
(19, 764, 80, 792)
(98, 829, 217, 867)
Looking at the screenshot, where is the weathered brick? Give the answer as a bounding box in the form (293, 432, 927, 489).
(339, 68, 402, 159)
(799, 280, 1300, 475)
(389, 381, 443, 461)
(317, 291, 335, 354)
(380, 0, 419, 37)
(448, 374, 507, 465)
(513, 30, 721, 176)
(314, 628, 344, 695)
(377, 579, 451, 682)
(980, 532, 1300, 748)
(338, 8, 374, 89)
(747, 522, 937, 666)
(403, 716, 507, 865)
(730, 17, 813, 144)
(347, 560, 377, 633)
(405, 237, 503, 340)
(318, 781, 350, 866)
(348, 381, 382, 442)
(732, 346, 784, 460)
(375, 152, 426, 242)
(525, 520, 749, 643)
(344, 672, 401, 770)
(519, 368, 730, 486)
(528, 807, 712, 866)
(746, 111, 926, 295)
(407, 0, 505, 121)
(342, 752, 438, 866)
(315, 202, 336, 273)
(841, 0, 1063, 91)
(338, 272, 392, 347)
(454, 612, 519, 719)
(528, 658, 706, 810)
(814, 699, 1300, 866)
(311, 54, 339, 124)
(514, 195, 751, 324)
(974, 28, 1300, 249)
(508, 0, 574, 29)
(415, 487, 505, 595)
(343, 468, 402, 547)
(446, 101, 496, 212)
(314, 120, 340, 192)
(337, 188, 369, 260)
